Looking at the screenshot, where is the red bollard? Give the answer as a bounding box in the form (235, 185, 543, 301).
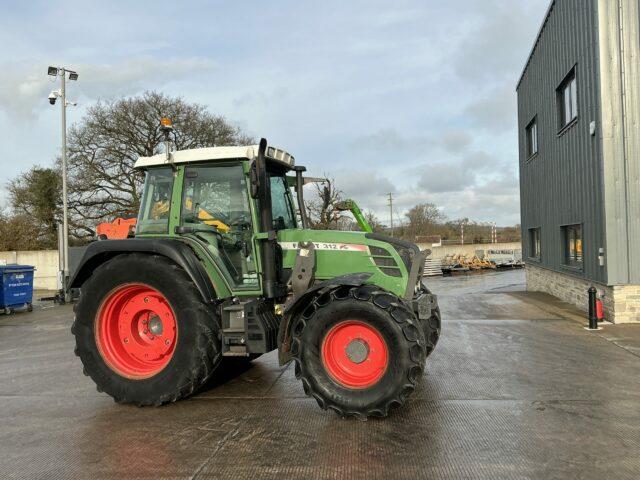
(596, 298, 604, 321)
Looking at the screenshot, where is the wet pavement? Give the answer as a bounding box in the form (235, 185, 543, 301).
(1, 270, 639, 479)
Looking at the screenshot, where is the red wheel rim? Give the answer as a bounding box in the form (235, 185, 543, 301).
(95, 284, 177, 379)
(321, 320, 389, 389)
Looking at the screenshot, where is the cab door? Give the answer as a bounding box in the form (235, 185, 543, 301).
(180, 163, 259, 290)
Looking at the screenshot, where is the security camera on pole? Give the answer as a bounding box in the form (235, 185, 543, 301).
(47, 66, 78, 303)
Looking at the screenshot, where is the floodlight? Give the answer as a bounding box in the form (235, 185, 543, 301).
(68, 71, 78, 81)
(48, 66, 58, 76)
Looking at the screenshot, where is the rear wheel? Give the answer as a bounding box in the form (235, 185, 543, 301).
(72, 254, 221, 405)
(292, 285, 426, 418)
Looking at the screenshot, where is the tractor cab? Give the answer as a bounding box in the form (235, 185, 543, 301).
(133, 141, 300, 295)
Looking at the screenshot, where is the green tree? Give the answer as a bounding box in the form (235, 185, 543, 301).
(0, 213, 44, 251)
(7, 167, 62, 249)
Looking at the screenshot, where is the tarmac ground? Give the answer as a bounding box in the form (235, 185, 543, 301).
(1, 269, 639, 479)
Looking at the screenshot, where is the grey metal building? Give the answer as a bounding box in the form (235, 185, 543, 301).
(517, 0, 640, 323)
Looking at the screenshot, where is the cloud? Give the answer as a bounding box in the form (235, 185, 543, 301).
(350, 128, 430, 152)
(415, 150, 503, 194)
(327, 170, 397, 213)
(463, 83, 517, 132)
(452, 1, 541, 82)
(0, 57, 216, 121)
(441, 131, 473, 153)
(418, 163, 467, 193)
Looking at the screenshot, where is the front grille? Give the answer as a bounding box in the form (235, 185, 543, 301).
(366, 233, 423, 291)
(370, 245, 402, 277)
(373, 257, 397, 267)
(370, 246, 389, 256)
(379, 267, 402, 277)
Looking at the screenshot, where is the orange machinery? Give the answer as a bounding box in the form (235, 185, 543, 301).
(96, 218, 137, 239)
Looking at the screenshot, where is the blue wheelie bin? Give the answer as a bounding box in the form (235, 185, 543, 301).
(0, 265, 35, 314)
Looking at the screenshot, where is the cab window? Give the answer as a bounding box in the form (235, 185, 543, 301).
(137, 168, 174, 234)
(270, 175, 297, 230)
(181, 164, 257, 288)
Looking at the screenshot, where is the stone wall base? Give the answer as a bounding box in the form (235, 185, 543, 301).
(525, 264, 640, 324)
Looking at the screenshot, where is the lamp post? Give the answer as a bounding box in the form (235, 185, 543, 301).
(48, 66, 78, 302)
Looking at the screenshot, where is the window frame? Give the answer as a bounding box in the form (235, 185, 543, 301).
(556, 66, 578, 133)
(528, 227, 541, 261)
(525, 116, 539, 159)
(561, 223, 583, 269)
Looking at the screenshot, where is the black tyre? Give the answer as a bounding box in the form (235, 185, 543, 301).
(421, 306, 441, 358)
(291, 285, 426, 419)
(416, 284, 441, 358)
(71, 254, 221, 406)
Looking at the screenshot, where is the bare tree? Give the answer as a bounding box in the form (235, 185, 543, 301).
(405, 203, 446, 239)
(363, 210, 384, 232)
(67, 91, 252, 237)
(304, 176, 347, 229)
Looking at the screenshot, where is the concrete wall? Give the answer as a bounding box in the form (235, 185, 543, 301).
(526, 263, 640, 323)
(416, 242, 522, 260)
(0, 250, 59, 290)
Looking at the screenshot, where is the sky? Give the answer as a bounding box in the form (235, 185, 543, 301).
(0, 0, 549, 227)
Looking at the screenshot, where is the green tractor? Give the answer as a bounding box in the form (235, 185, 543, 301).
(70, 127, 441, 418)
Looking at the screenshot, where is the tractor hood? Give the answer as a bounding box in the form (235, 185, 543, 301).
(277, 229, 426, 299)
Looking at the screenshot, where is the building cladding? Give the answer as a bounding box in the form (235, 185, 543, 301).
(517, 0, 640, 322)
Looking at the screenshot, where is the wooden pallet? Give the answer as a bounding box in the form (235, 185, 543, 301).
(423, 257, 443, 276)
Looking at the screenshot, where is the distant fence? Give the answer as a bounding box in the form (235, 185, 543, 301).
(440, 238, 521, 245)
(416, 242, 522, 259)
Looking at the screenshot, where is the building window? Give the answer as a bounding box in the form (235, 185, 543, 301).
(525, 117, 538, 158)
(562, 224, 583, 267)
(557, 67, 578, 129)
(529, 227, 540, 259)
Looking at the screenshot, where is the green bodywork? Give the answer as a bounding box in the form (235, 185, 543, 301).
(277, 229, 407, 297)
(135, 162, 412, 300)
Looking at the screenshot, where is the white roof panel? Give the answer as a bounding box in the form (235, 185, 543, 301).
(134, 145, 295, 169)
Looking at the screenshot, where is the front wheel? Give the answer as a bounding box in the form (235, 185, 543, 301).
(72, 254, 221, 406)
(292, 285, 426, 419)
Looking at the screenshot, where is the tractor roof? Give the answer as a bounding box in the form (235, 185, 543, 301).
(134, 145, 295, 169)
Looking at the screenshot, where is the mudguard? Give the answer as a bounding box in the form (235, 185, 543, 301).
(277, 272, 372, 365)
(68, 238, 217, 303)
